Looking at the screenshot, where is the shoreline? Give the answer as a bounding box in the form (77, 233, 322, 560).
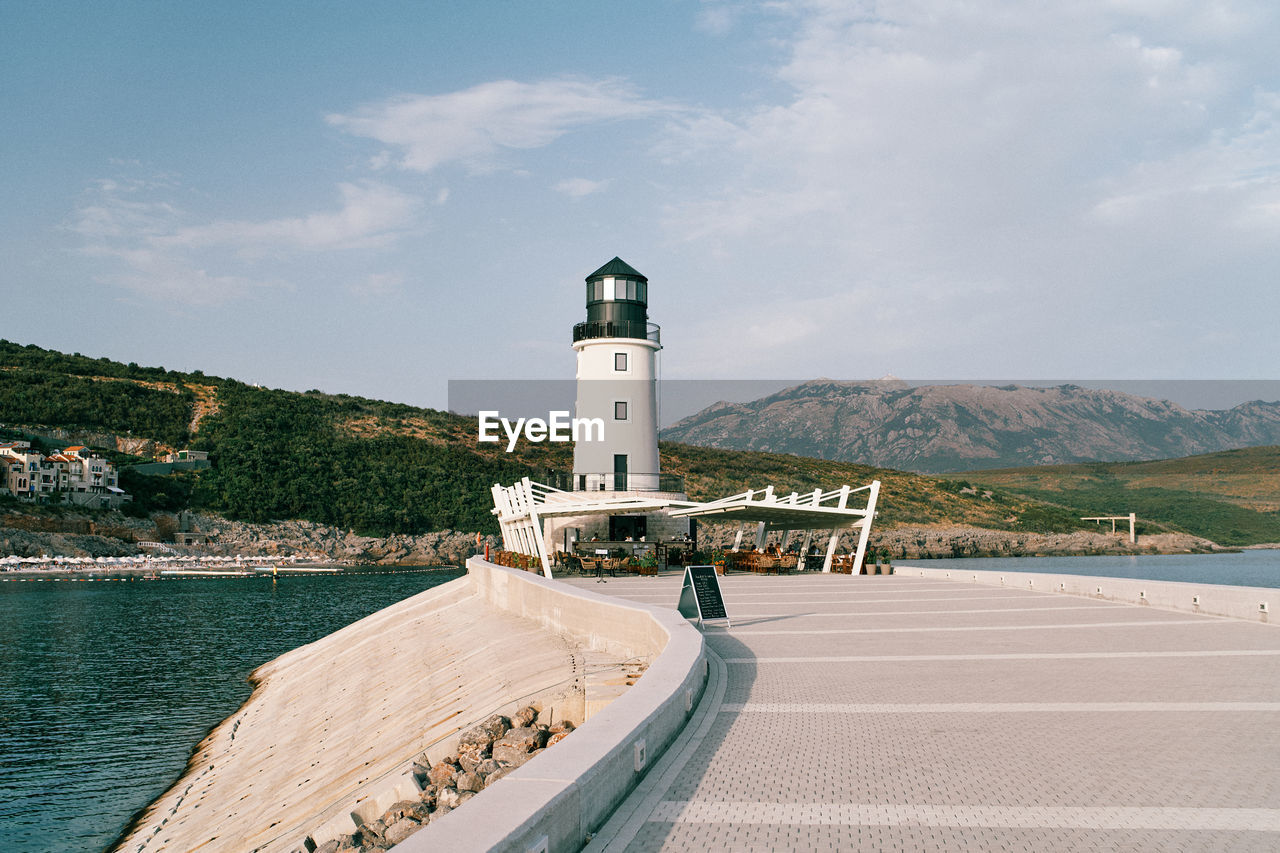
(0, 560, 462, 579)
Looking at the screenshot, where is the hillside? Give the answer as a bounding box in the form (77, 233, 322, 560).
(0, 340, 1099, 541)
(1, 340, 1271, 550)
(661, 380, 1280, 473)
(0, 341, 554, 536)
(951, 446, 1280, 546)
(658, 442, 1087, 533)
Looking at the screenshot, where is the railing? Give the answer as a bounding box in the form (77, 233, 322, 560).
(541, 470, 685, 493)
(572, 320, 661, 344)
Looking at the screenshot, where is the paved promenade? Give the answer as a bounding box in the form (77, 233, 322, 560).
(562, 572, 1280, 852)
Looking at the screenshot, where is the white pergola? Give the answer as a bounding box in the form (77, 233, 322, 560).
(491, 477, 880, 578)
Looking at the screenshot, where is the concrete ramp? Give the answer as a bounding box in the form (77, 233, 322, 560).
(114, 575, 588, 853)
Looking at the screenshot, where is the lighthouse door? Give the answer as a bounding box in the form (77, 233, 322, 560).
(613, 454, 628, 491)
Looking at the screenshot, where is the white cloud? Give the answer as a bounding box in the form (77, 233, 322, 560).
(327, 78, 682, 173)
(655, 0, 1280, 376)
(160, 181, 420, 254)
(347, 272, 404, 298)
(553, 178, 610, 198)
(70, 177, 421, 305)
(696, 2, 747, 35)
(78, 241, 263, 306)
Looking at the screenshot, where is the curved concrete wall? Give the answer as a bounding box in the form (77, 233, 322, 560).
(395, 558, 708, 853)
(114, 574, 595, 853)
(904, 565, 1275, 624)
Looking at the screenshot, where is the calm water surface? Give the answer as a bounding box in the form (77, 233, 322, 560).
(910, 548, 1280, 588)
(0, 567, 463, 853)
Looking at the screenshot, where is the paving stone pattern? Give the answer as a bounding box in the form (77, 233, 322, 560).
(565, 573, 1280, 852)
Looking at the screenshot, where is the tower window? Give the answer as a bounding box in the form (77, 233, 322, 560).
(615, 279, 627, 300)
(614, 352, 628, 371)
(614, 401, 629, 421)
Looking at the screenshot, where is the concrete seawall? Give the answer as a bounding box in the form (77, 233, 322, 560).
(902, 565, 1273, 623)
(404, 558, 708, 852)
(114, 559, 706, 853)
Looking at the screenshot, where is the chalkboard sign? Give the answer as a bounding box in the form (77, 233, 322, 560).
(677, 565, 730, 628)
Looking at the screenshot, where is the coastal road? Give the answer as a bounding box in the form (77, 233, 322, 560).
(562, 572, 1280, 852)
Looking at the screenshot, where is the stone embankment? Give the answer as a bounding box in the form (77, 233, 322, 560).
(3, 424, 168, 459)
(0, 509, 495, 564)
(2, 510, 1226, 564)
(867, 525, 1225, 559)
(0, 511, 152, 558)
(192, 515, 497, 564)
(318, 707, 574, 853)
(696, 523, 1225, 559)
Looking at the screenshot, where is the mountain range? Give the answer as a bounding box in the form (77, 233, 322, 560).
(660, 380, 1280, 474)
(4, 340, 1280, 548)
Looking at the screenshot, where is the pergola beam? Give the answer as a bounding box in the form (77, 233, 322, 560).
(1081, 512, 1137, 544)
(491, 478, 883, 579)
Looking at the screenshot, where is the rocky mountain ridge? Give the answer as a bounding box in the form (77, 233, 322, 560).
(661, 381, 1280, 473)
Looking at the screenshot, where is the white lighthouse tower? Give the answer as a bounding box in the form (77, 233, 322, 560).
(533, 257, 689, 556)
(572, 257, 662, 494)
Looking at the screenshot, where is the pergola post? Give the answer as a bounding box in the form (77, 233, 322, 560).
(798, 530, 814, 571)
(732, 525, 745, 552)
(754, 521, 767, 551)
(849, 480, 880, 576)
(1129, 512, 1136, 544)
(491, 485, 513, 551)
(780, 493, 798, 552)
(521, 477, 555, 579)
(821, 529, 841, 573)
(822, 485, 851, 573)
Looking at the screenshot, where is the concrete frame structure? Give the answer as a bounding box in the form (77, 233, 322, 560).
(492, 477, 700, 578)
(491, 258, 882, 579)
(670, 481, 881, 575)
(1081, 513, 1138, 543)
(491, 477, 881, 578)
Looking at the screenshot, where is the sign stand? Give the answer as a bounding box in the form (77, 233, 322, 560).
(677, 565, 730, 629)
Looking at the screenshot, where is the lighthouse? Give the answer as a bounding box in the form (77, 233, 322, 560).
(492, 257, 877, 575)
(571, 257, 662, 493)
(530, 257, 688, 551)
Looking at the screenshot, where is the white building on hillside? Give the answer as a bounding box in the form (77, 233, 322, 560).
(0, 441, 129, 506)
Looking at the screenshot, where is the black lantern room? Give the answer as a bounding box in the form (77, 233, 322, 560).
(573, 257, 658, 344)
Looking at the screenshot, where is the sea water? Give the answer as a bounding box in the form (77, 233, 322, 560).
(908, 548, 1280, 588)
(0, 567, 463, 853)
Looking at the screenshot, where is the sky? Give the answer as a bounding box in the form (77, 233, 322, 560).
(3, 0, 1278, 412)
